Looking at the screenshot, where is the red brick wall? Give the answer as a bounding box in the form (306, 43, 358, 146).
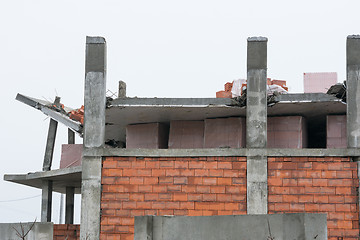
(100, 156, 247, 239)
(53, 224, 80, 240)
(268, 157, 359, 240)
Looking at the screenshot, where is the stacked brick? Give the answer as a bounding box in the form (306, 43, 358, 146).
(268, 157, 359, 240)
(53, 224, 80, 240)
(100, 156, 247, 239)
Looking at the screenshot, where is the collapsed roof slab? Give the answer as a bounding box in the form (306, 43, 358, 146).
(16, 93, 83, 134)
(4, 166, 81, 194)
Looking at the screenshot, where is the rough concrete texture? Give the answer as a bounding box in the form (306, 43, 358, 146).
(168, 120, 204, 149)
(327, 115, 347, 148)
(0, 222, 53, 240)
(41, 180, 52, 222)
(247, 155, 267, 214)
(81, 36, 106, 240)
(135, 213, 327, 240)
(204, 117, 246, 148)
(84, 72, 106, 148)
(126, 123, 169, 149)
(246, 38, 267, 149)
(268, 116, 307, 148)
(347, 36, 360, 148)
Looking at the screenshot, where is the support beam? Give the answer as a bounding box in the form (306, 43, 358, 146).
(65, 187, 75, 224)
(41, 180, 53, 222)
(43, 96, 60, 171)
(68, 129, 75, 144)
(118, 80, 126, 98)
(80, 36, 106, 240)
(347, 35, 360, 149)
(246, 37, 268, 214)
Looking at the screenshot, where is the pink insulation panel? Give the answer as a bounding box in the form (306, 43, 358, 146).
(327, 115, 347, 148)
(126, 123, 169, 149)
(204, 118, 246, 148)
(168, 120, 204, 149)
(60, 144, 82, 168)
(303, 72, 337, 93)
(268, 116, 307, 148)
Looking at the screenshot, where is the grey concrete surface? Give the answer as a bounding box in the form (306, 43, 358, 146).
(41, 180, 52, 222)
(347, 35, 360, 149)
(81, 36, 106, 240)
(246, 37, 268, 214)
(118, 80, 126, 98)
(4, 166, 82, 194)
(135, 213, 327, 240)
(0, 222, 53, 240)
(65, 187, 75, 224)
(43, 118, 58, 171)
(83, 146, 360, 157)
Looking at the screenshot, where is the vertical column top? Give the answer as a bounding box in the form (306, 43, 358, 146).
(86, 36, 106, 44)
(347, 35, 360, 66)
(85, 36, 106, 73)
(247, 37, 268, 70)
(247, 36, 268, 42)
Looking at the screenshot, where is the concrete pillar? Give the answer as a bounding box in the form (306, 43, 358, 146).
(43, 97, 60, 171)
(347, 35, 360, 149)
(68, 129, 75, 144)
(80, 36, 106, 240)
(118, 80, 126, 98)
(41, 180, 53, 222)
(246, 37, 268, 214)
(65, 187, 75, 224)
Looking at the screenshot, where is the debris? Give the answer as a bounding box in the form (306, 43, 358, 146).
(69, 106, 84, 125)
(326, 81, 346, 102)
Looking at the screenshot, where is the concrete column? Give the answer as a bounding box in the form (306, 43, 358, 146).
(118, 80, 126, 98)
(347, 35, 360, 149)
(68, 129, 75, 144)
(65, 187, 75, 224)
(41, 180, 53, 222)
(80, 36, 106, 240)
(246, 37, 268, 214)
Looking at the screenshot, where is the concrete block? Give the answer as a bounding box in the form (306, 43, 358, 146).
(268, 116, 307, 148)
(60, 144, 82, 168)
(0, 222, 53, 240)
(327, 115, 347, 148)
(135, 213, 327, 240)
(303, 72, 337, 93)
(126, 123, 169, 149)
(204, 118, 246, 148)
(168, 120, 204, 149)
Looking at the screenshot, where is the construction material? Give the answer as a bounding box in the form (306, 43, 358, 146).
(204, 117, 246, 148)
(126, 123, 169, 149)
(168, 120, 204, 149)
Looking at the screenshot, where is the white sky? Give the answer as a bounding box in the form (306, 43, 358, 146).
(0, 0, 359, 223)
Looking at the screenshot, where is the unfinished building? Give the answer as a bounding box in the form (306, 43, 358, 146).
(4, 35, 360, 240)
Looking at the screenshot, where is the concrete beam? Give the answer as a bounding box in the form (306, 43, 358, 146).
(347, 35, 360, 149)
(41, 180, 52, 222)
(65, 187, 75, 224)
(246, 37, 268, 215)
(81, 36, 106, 240)
(83, 147, 360, 158)
(43, 97, 59, 171)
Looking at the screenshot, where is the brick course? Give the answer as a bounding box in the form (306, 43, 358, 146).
(100, 156, 247, 239)
(268, 157, 359, 240)
(53, 224, 80, 240)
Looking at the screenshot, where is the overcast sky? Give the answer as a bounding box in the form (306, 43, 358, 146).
(0, 0, 359, 223)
